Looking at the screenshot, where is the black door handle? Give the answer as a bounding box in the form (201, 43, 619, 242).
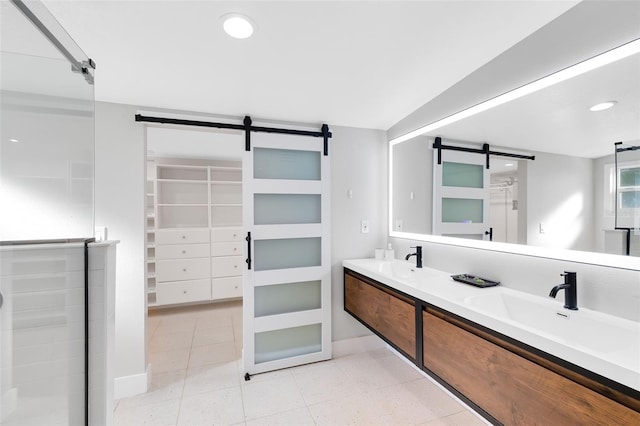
(245, 232, 252, 270)
(485, 227, 493, 241)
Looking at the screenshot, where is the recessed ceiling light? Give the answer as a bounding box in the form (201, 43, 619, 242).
(222, 13, 254, 39)
(589, 101, 617, 112)
(9, 138, 19, 143)
(504, 163, 514, 167)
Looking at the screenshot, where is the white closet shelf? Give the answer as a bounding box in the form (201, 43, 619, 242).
(212, 203, 243, 207)
(211, 181, 242, 185)
(157, 179, 208, 184)
(157, 203, 208, 207)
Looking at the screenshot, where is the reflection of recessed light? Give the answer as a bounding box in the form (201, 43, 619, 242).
(222, 14, 254, 39)
(590, 101, 617, 111)
(9, 138, 19, 143)
(504, 163, 514, 167)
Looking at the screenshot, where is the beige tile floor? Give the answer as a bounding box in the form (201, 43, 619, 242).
(115, 301, 486, 426)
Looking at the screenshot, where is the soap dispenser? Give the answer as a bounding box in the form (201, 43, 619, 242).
(384, 243, 395, 261)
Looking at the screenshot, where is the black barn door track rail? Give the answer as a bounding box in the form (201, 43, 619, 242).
(433, 136, 535, 169)
(135, 114, 332, 155)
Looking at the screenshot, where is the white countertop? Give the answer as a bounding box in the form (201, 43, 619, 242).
(344, 258, 640, 392)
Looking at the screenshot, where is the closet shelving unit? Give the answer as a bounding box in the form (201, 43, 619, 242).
(146, 160, 243, 307)
(146, 160, 158, 306)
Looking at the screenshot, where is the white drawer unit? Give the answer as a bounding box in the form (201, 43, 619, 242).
(156, 279, 211, 305)
(156, 243, 210, 260)
(156, 258, 210, 282)
(211, 256, 243, 278)
(211, 242, 243, 257)
(212, 276, 242, 300)
(156, 228, 209, 245)
(211, 227, 243, 242)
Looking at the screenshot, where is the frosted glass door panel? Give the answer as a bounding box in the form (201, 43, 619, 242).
(254, 324, 322, 364)
(442, 162, 483, 188)
(254, 238, 321, 271)
(442, 198, 483, 223)
(254, 194, 321, 225)
(254, 148, 320, 180)
(254, 280, 321, 317)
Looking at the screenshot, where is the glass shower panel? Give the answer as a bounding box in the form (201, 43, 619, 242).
(0, 4, 95, 241)
(254, 238, 321, 271)
(254, 323, 322, 364)
(254, 280, 321, 317)
(254, 194, 321, 225)
(1, 245, 86, 425)
(442, 162, 483, 188)
(253, 148, 320, 180)
(1, 1, 95, 424)
(442, 198, 483, 223)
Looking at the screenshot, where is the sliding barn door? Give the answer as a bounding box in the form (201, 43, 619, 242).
(242, 132, 331, 376)
(433, 150, 491, 240)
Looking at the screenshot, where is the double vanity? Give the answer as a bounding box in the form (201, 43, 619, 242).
(343, 258, 640, 425)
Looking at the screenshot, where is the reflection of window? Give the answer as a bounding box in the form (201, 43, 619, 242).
(605, 161, 640, 228)
(619, 166, 640, 209)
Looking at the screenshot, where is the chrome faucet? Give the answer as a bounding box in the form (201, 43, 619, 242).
(549, 271, 578, 310)
(405, 246, 423, 268)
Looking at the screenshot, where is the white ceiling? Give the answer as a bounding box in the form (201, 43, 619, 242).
(40, 0, 578, 130)
(428, 50, 640, 159)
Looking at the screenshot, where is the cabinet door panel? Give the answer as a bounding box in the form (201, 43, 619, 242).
(211, 227, 243, 242)
(211, 256, 243, 278)
(345, 273, 415, 360)
(156, 243, 210, 260)
(423, 310, 640, 425)
(211, 242, 242, 257)
(156, 228, 209, 244)
(156, 279, 211, 305)
(157, 258, 210, 282)
(212, 276, 242, 299)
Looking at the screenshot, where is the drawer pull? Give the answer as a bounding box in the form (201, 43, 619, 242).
(183, 290, 187, 294)
(182, 235, 186, 239)
(182, 250, 186, 254)
(233, 247, 237, 252)
(234, 265, 238, 269)
(183, 268, 187, 272)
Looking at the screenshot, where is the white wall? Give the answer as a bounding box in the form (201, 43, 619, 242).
(526, 152, 594, 251)
(330, 125, 388, 341)
(94, 102, 146, 394)
(390, 237, 640, 322)
(392, 136, 431, 234)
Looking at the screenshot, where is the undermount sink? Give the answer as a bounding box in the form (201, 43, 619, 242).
(463, 290, 639, 356)
(374, 259, 441, 280)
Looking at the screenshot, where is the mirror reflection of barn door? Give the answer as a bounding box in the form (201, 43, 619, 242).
(433, 150, 491, 240)
(242, 131, 331, 377)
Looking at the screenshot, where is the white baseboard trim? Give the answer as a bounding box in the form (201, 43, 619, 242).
(114, 364, 150, 399)
(332, 334, 385, 358)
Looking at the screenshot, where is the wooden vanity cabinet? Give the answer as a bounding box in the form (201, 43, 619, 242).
(423, 307, 640, 425)
(344, 270, 416, 361)
(343, 267, 640, 425)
